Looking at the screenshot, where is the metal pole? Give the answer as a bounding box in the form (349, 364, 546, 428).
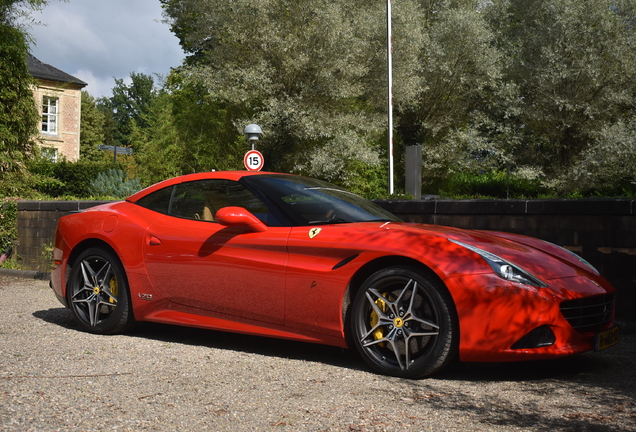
(387, 0, 394, 194)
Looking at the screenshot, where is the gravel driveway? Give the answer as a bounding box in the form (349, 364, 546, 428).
(1, 275, 634, 432)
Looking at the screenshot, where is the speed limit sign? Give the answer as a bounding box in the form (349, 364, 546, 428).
(244, 149, 264, 171)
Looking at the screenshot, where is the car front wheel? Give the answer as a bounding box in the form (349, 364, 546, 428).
(351, 266, 458, 378)
(66, 247, 134, 334)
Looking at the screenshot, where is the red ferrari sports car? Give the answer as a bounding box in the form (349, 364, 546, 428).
(50, 171, 618, 378)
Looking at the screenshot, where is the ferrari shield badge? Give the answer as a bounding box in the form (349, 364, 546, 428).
(309, 227, 322, 239)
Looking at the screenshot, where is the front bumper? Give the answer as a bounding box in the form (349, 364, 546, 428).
(445, 273, 615, 362)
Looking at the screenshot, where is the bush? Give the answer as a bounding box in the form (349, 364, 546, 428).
(438, 170, 548, 199)
(89, 169, 142, 199)
(576, 181, 636, 199)
(30, 174, 67, 197)
(0, 171, 35, 198)
(332, 159, 391, 199)
(0, 200, 17, 252)
(28, 160, 116, 197)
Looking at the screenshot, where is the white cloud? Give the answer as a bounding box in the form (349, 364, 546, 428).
(28, 0, 184, 98)
(72, 69, 114, 99)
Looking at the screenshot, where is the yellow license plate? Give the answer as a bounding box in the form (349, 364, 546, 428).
(595, 326, 619, 351)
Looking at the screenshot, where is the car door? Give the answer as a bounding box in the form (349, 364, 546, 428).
(284, 225, 368, 338)
(141, 179, 290, 325)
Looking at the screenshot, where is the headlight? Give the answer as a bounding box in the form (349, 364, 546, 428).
(448, 239, 547, 288)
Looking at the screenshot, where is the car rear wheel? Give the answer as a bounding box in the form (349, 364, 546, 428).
(351, 266, 458, 378)
(67, 247, 134, 334)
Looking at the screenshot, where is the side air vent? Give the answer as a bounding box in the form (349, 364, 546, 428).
(332, 254, 359, 270)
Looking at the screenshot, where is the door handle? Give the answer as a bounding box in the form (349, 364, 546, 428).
(147, 234, 162, 246)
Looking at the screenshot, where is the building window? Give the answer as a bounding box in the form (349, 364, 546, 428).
(41, 147, 58, 162)
(42, 96, 58, 134)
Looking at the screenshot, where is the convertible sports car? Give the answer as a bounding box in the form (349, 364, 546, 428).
(50, 171, 619, 378)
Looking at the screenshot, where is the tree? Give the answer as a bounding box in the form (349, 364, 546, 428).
(485, 0, 636, 179)
(392, 0, 506, 188)
(159, 0, 636, 196)
(395, 1, 502, 147)
(129, 91, 183, 185)
(98, 72, 158, 149)
(161, 0, 509, 190)
(568, 119, 636, 193)
(79, 91, 106, 161)
(161, 0, 390, 184)
(0, 0, 46, 192)
(131, 74, 244, 185)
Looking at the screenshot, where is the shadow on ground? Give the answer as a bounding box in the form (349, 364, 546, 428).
(32, 306, 364, 372)
(33, 306, 636, 431)
(33, 306, 634, 382)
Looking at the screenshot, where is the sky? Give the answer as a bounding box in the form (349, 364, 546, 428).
(27, 0, 185, 98)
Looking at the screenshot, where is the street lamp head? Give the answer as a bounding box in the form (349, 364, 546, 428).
(244, 124, 263, 141)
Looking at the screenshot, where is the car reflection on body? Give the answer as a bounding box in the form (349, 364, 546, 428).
(50, 171, 619, 378)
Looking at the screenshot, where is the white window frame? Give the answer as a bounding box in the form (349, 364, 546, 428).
(41, 147, 58, 163)
(42, 96, 59, 135)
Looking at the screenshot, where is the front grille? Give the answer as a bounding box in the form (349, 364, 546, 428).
(560, 293, 615, 333)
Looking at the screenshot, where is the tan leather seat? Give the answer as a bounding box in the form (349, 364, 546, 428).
(202, 201, 215, 221)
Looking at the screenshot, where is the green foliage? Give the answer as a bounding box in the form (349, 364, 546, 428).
(1, 1, 50, 200)
(0, 17, 39, 178)
(161, 0, 386, 181)
(577, 182, 636, 199)
(0, 200, 18, 252)
(567, 119, 636, 192)
(338, 159, 390, 200)
(132, 75, 245, 185)
(108, 0, 632, 198)
(436, 170, 636, 199)
(1, 1, 48, 25)
(39, 240, 53, 270)
(484, 0, 636, 176)
(395, 1, 503, 148)
(28, 160, 116, 197)
(30, 174, 66, 196)
(98, 72, 158, 149)
(438, 171, 549, 199)
(88, 169, 142, 199)
(80, 91, 107, 161)
(2, 0, 636, 199)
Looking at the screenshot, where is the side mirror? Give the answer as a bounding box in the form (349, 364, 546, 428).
(215, 207, 268, 232)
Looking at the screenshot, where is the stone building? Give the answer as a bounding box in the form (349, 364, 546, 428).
(26, 54, 87, 161)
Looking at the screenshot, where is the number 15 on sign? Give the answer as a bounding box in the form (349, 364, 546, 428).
(244, 149, 264, 171)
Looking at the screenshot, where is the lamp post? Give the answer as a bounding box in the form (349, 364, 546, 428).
(243, 124, 263, 150)
(243, 124, 264, 171)
(387, 0, 394, 195)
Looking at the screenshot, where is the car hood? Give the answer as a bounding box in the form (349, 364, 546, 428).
(342, 222, 594, 281)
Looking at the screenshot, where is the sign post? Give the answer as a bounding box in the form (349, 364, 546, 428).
(243, 124, 264, 171)
(98, 145, 133, 164)
(244, 149, 264, 171)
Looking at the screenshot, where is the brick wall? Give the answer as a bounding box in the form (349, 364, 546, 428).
(375, 199, 636, 323)
(17, 199, 636, 321)
(17, 201, 111, 271)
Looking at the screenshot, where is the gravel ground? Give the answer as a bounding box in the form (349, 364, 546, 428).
(1, 275, 634, 432)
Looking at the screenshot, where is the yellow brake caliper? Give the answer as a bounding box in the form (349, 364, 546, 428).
(370, 294, 388, 342)
(109, 277, 118, 304)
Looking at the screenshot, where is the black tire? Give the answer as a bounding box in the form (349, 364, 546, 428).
(66, 247, 134, 334)
(350, 266, 458, 378)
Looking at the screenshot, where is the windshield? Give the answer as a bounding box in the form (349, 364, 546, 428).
(243, 175, 402, 226)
